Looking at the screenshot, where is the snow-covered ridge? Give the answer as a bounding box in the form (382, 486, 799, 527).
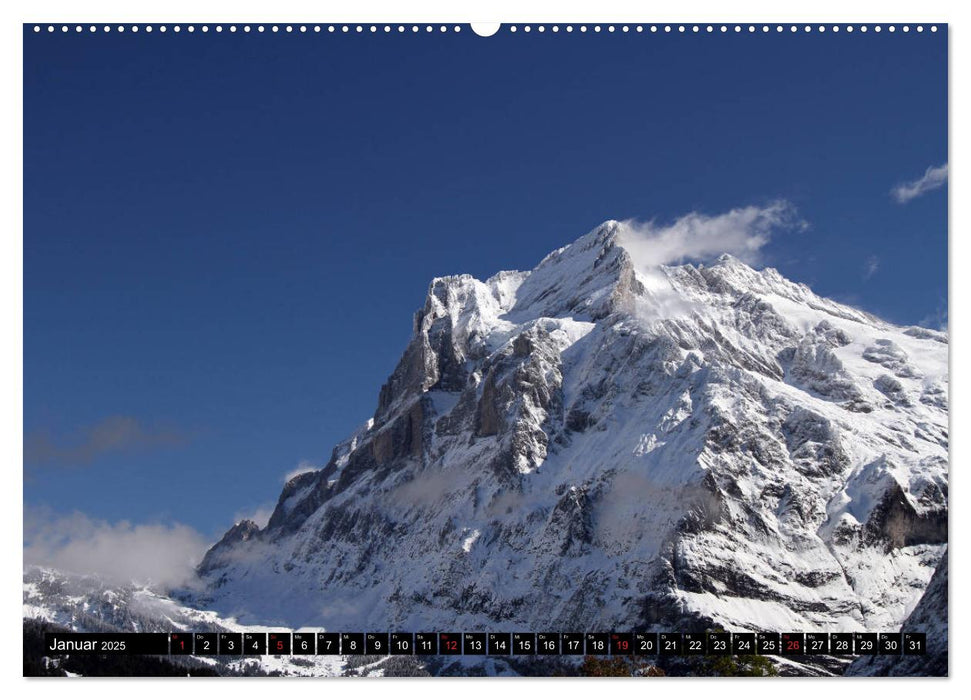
(23, 566, 347, 676)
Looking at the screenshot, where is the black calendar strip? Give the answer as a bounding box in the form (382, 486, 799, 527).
(43, 631, 927, 657)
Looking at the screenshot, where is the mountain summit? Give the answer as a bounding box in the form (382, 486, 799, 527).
(197, 221, 948, 634)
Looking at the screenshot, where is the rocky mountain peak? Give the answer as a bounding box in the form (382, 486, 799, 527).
(191, 222, 947, 639)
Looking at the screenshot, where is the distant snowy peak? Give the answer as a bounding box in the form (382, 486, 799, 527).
(23, 566, 346, 677)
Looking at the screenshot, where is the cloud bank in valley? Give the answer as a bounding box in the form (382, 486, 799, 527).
(892, 163, 948, 203)
(23, 507, 209, 590)
(616, 201, 804, 270)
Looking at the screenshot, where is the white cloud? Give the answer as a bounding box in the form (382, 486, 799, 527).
(918, 304, 948, 332)
(863, 255, 880, 280)
(892, 163, 948, 203)
(616, 201, 803, 269)
(390, 467, 467, 509)
(283, 459, 319, 484)
(231, 503, 275, 528)
(23, 506, 209, 590)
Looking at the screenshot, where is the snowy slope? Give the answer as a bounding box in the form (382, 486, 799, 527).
(846, 549, 948, 677)
(191, 221, 946, 639)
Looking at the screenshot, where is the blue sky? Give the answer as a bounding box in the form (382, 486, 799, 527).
(23, 26, 947, 543)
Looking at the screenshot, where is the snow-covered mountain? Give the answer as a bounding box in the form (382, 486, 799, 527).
(23, 566, 347, 677)
(846, 548, 948, 676)
(191, 220, 947, 638)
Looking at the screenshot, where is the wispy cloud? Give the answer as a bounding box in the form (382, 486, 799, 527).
(232, 503, 275, 528)
(891, 163, 948, 203)
(283, 460, 319, 483)
(863, 255, 880, 280)
(25, 415, 188, 470)
(617, 201, 804, 269)
(918, 303, 948, 332)
(23, 506, 208, 590)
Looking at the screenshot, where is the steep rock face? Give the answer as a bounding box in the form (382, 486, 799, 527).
(846, 550, 948, 676)
(194, 221, 948, 636)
